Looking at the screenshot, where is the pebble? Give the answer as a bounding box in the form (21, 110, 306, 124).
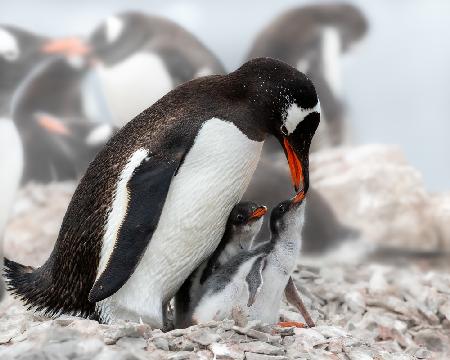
(239, 341, 284, 356)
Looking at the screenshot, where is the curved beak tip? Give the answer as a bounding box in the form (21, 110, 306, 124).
(251, 206, 268, 219)
(292, 190, 305, 204)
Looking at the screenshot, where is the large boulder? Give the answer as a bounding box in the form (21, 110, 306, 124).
(310, 145, 448, 252)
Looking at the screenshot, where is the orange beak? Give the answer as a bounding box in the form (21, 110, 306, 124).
(36, 114, 71, 136)
(250, 206, 268, 220)
(292, 190, 305, 204)
(283, 137, 304, 192)
(41, 37, 91, 57)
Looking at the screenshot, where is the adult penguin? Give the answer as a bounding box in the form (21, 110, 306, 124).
(12, 55, 114, 184)
(88, 11, 226, 127)
(5, 58, 319, 329)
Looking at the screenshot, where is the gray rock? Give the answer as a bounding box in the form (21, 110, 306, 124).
(116, 337, 148, 350)
(414, 347, 433, 359)
(187, 329, 221, 346)
(196, 350, 214, 360)
(413, 328, 447, 352)
(239, 342, 284, 356)
(168, 336, 196, 352)
(153, 336, 170, 351)
(19, 350, 66, 360)
(243, 329, 281, 345)
(167, 351, 193, 360)
(209, 343, 245, 360)
(344, 291, 366, 313)
(244, 354, 289, 360)
(102, 322, 150, 345)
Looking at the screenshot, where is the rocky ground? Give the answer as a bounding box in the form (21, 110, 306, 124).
(1, 261, 449, 359)
(1, 147, 450, 359)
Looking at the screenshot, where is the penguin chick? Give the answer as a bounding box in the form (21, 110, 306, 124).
(175, 201, 267, 328)
(191, 192, 306, 325)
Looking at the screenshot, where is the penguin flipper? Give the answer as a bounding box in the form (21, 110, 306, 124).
(89, 153, 183, 303)
(246, 256, 266, 307)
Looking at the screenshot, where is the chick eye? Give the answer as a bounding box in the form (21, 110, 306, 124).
(280, 125, 288, 136)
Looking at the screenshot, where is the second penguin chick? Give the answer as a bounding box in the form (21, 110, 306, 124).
(191, 192, 306, 325)
(174, 201, 267, 328)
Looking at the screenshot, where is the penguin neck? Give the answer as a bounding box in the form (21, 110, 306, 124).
(210, 224, 236, 267)
(269, 229, 302, 275)
(0, 91, 12, 117)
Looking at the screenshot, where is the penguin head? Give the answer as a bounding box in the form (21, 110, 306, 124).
(33, 113, 113, 169)
(232, 58, 320, 194)
(89, 12, 149, 66)
(0, 25, 92, 100)
(0, 26, 45, 97)
(269, 191, 307, 239)
(0, 26, 21, 63)
(227, 201, 267, 250)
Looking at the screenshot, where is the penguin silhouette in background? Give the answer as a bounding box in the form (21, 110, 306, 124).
(0, 25, 91, 299)
(5, 58, 319, 329)
(247, 3, 368, 147)
(13, 55, 114, 183)
(88, 11, 226, 127)
(244, 4, 366, 252)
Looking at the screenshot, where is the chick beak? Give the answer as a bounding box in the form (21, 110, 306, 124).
(250, 206, 268, 220)
(292, 190, 306, 204)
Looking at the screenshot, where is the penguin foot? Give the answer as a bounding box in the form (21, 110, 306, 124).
(277, 321, 306, 328)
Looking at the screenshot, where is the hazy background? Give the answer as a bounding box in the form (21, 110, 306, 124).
(1, 0, 450, 191)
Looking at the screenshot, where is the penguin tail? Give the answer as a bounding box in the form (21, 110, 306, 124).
(3, 258, 53, 315)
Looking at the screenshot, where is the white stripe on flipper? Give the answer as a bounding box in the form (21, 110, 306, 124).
(96, 148, 149, 280)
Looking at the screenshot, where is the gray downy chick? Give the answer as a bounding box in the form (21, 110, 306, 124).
(174, 201, 267, 328)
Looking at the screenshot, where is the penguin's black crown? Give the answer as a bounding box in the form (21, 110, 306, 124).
(269, 193, 306, 237)
(228, 201, 267, 227)
(231, 57, 319, 127)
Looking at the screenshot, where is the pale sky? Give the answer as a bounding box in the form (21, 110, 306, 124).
(2, 0, 450, 191)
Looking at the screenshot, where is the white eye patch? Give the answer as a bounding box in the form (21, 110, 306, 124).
(283, 100, 321, 135)
(0, 28, 19, 62)
(105, 16, 124, 44)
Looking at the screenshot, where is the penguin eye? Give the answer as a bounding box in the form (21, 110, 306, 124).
(279, 204, 286, 213)
(236, 214, 245, 223)
(280, 125, 288, 136)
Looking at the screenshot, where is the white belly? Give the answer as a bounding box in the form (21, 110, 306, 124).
(248, 259, 290, 324)
(0, 119, 23, 236)
(192, 257, 258, 324)
(95, 52, 173, 128)
(99, 119, 263, 326)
